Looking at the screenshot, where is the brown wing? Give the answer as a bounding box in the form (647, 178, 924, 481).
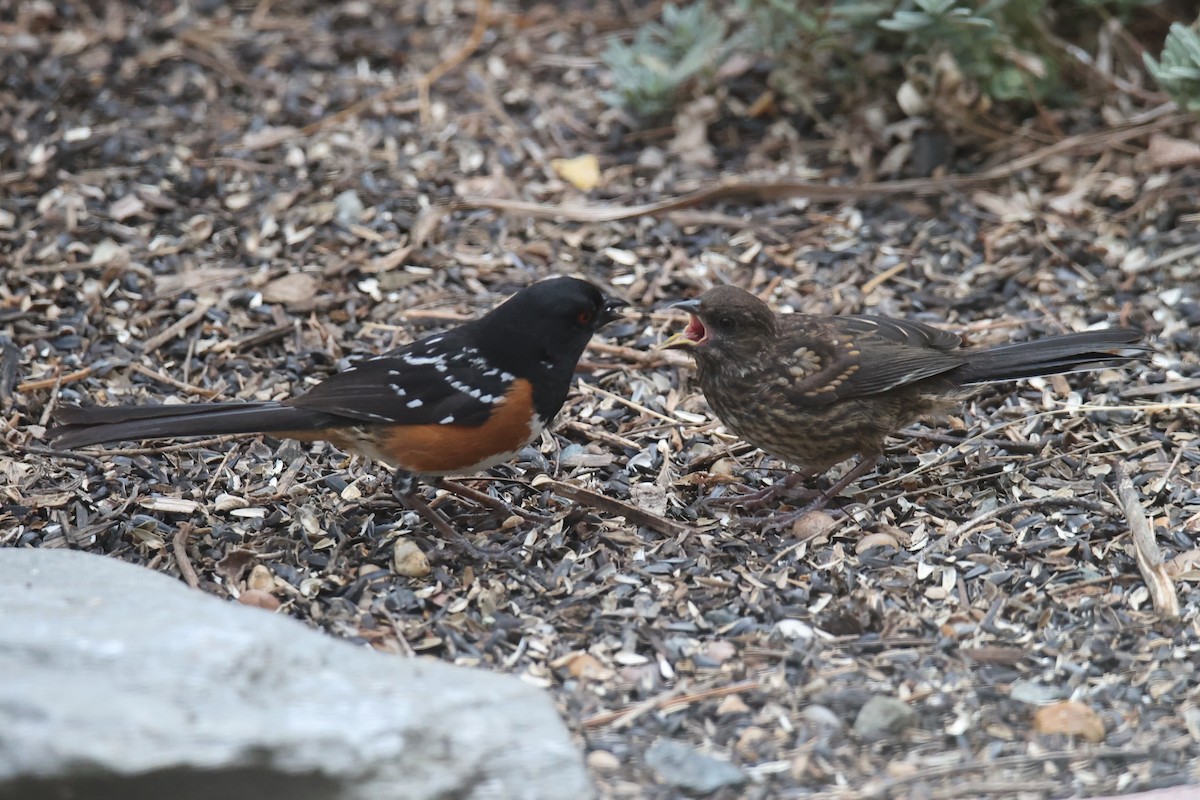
(770, 314, 967, 404)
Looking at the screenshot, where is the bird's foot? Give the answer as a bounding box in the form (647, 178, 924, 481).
(434, 478, 552, 526)
(753, 497, 842, 535)
(702, 472, 818, 513)
(391, 470, 519, 565)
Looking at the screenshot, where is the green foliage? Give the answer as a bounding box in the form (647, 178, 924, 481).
(877, 0, 1055, 103)
(600, 3, 731, 119)
(1144, 20, 1200, 112)
(601, 0, 1173, 121)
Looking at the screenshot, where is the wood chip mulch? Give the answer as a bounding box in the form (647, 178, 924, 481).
(3, 2, 1198, 798)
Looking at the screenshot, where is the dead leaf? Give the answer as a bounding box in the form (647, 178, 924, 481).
(1147, 134, 1200, 169)
(216, 548, 258, 583)
(552, 651, 614, 681)
(551, 154, 600, 191)
(262, 272, 320, 310)
(1033, 701, 1105, 742)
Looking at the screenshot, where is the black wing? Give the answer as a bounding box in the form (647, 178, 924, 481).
(287, 329, 515, 427)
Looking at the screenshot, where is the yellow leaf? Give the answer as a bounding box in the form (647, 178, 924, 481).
(551, 154, 600, 191)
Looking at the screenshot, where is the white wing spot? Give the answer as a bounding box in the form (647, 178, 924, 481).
(403, 354, 446, 367)
(439, 415, 455, 424)
(389, 384, 406, 397)
(406, 398, 423, 408)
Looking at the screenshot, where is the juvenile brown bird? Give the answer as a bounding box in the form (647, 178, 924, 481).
(663, 285, 1145, 513)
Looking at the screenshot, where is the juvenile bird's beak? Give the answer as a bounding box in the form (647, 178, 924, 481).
(660, 299, 706, 350)
(600, 296, 629, 325)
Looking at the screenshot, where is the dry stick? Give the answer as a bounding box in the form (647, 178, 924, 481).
(582, 678, 758, 729)
(416, 0, 491, 126)
(539, 478, 691, 538)
(1111, 462, 1180, 618)
(172, 523, 201, 590)
(128, 362, 222, 399)
(140, 296, 216, 353)
(17, 365, 97, 394)
(458, 114, 1187, 222)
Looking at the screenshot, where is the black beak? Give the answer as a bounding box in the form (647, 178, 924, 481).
(669, 298, 701, 312)
(599, 296, 629, 325)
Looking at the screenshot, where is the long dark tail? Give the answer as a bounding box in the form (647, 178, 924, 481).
(49, 402, 332, 449)
(954, 328, 1147, 385)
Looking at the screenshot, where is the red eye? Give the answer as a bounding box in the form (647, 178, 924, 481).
(577, 310, 594, 325)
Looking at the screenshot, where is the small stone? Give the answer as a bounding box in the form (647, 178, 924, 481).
(799, 704, 845, 735)
(645, 739, 746, 794)
(237, 589, 281, 611)
(792, 509, 836, 539)
(853, 696, 916, 741)
(708, 457, 737, 477)
(586, 749, 621, 774)
(334, 189, 365, 225)
(392, 539, 431, 578)
(774, 618, 814, 641)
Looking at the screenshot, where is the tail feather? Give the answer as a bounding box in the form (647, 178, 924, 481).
(955, 329, 1147, 385)
(49, 402, 331, 449)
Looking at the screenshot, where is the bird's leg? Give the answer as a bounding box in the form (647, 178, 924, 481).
(391, 469, 512, 562)
(703, 471, 821, 512)
(434, 477, 552, 526)
(758, 455, 880, 533)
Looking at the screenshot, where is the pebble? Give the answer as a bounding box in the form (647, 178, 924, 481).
(853, 696, 916, 741)
(586, 749, 621, 773)
(645, 739, 746, 793)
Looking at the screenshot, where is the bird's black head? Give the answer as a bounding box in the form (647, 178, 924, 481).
(474, 276, 627, 378)
(662, 285, 777, 370)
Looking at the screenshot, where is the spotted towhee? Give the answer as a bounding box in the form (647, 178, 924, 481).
(51, 277, 627, 551)
(663, 285, 1145, 517)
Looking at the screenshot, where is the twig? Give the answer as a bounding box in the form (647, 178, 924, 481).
(140, 296, 216, 353)
(17, 365, 98, 393)
(458, 114, 1186, 222)
(538, 478, 691, 538)
(128, 363, 222, 399)
(583, 678, 757, 729)
(1112, 462, 1179, 618)
(416, 0, 491, 126)
(172, 522, 201, 590)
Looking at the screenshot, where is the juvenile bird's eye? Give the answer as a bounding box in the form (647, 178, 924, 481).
(716, 315, 736, 331)
(576, 310, 594, 325)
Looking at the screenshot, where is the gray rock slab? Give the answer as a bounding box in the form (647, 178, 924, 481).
(0, 548, 591, 800)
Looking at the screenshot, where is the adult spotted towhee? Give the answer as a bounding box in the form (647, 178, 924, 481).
(51, 277, 627, 552)
(663, 285, 1145, 517)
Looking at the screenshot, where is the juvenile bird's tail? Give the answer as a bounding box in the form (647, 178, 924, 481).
(49, 402, 331, 449)
(954, 329, 1146, 385)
